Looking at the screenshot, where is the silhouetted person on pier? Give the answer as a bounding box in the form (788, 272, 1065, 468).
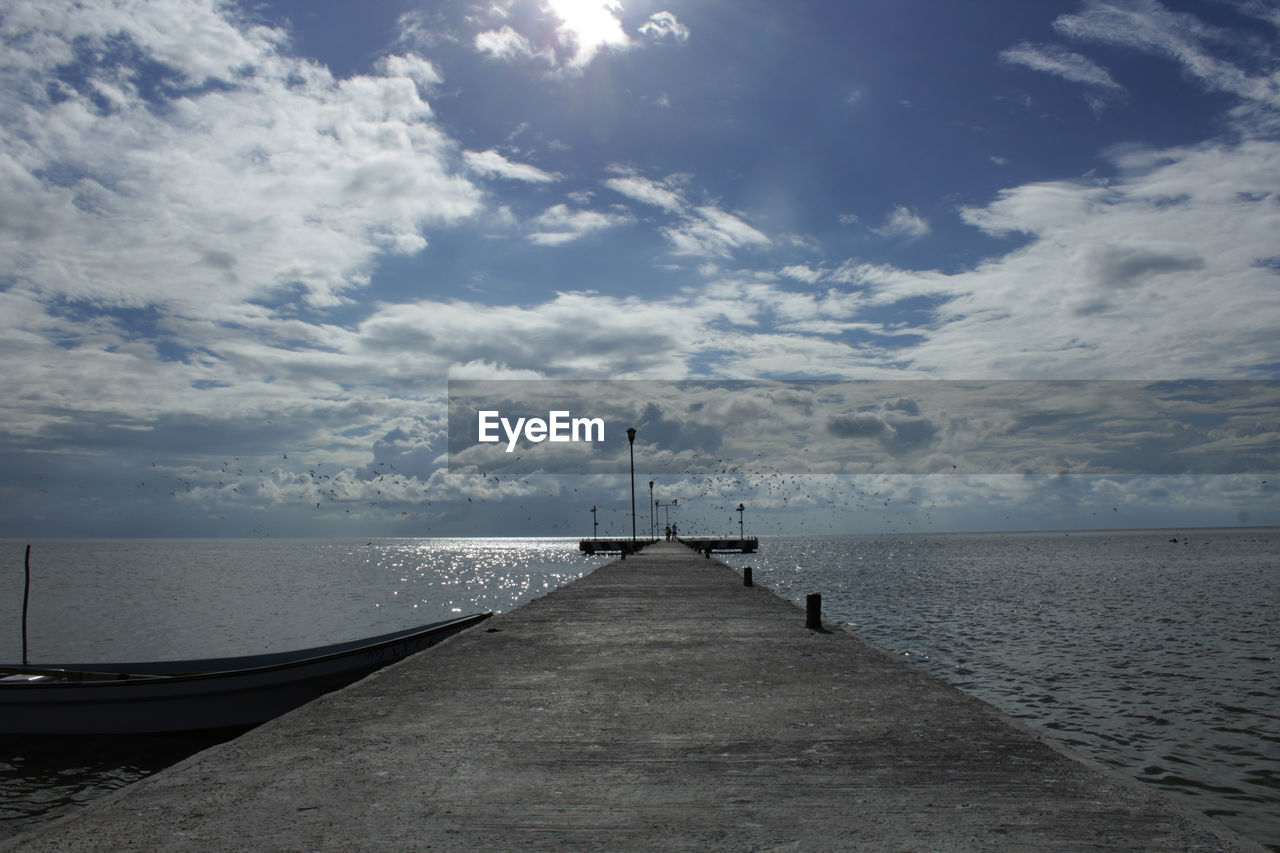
(665, 525, 671, 541)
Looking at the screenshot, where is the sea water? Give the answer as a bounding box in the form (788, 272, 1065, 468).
(0, 531, 1276, 849)
(721, 528, 1279, 850)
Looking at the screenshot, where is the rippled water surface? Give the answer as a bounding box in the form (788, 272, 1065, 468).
(0, 537, 604, 838)
(0, 538, 602, 662)
(0, 531, 1276, 848)
(722, 528, 1279, 850)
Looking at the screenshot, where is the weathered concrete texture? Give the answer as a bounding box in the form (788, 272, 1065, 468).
(4, 542, 1264, 851)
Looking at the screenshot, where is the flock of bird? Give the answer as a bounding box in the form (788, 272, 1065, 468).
(126, 449, 1229, 536)
(133, 450, 964, 536)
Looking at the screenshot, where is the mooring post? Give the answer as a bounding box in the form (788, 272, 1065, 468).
(22, 544, 31, 666)
(743, 566, 753, 587)
(805, 592, 822, 630)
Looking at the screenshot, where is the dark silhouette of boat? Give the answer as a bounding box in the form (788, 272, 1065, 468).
(0, 613, 490, 734)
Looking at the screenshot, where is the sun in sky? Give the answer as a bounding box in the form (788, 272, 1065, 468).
(546, 0, 632, 66)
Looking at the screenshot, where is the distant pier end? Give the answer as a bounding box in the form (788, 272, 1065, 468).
(577, 538, 657, 555)
(577, 537, 758, 556)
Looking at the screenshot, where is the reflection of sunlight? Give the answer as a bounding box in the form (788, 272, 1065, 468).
(546, 0, 630, 67)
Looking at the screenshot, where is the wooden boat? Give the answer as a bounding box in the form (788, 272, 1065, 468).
(0, 612, 490, 735)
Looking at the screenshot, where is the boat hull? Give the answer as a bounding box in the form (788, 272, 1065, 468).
(0, 613, 490, 734)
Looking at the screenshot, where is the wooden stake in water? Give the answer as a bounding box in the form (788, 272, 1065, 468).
(22, 544, 31, 666)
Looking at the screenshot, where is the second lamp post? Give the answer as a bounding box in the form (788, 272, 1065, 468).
(626, 427, 637, 542)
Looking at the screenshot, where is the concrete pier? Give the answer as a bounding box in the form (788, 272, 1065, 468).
(3, 542, 1264, 851)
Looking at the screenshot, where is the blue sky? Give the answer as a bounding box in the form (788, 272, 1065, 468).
(1, 0, 1277, 538)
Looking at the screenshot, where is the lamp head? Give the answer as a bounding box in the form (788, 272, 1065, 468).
(626, 427, 636, 444)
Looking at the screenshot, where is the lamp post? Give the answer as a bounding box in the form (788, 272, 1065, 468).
(626, 427, 637, 542)
(591, 504, 598, 539)
(657, 498, 678, 534)
(737, 502, 745, 538)
(648, 481, 654, 540)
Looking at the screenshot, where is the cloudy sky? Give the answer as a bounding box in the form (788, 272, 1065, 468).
(2, 0, 1277, 538)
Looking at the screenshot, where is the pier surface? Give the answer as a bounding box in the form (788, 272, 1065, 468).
(4, 542, 1263, 851)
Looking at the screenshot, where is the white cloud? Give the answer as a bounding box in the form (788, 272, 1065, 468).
(527, 203, 632, 245)
(779, 265, 826, 284)
(1053, 0, 1280, 113)
(1231, 0, 1280, 31)
(873, 139, 1280, 377)
(605, 172, 771, 257)
(447, 360, 547, 380)
(358, 291, 696, 378)
(463, 149, 560, 183)
(960, 180, 1106, 236)
(875, 206, 931, 239)
(827, 262, 947, 304)
(474, 25, 547, 63)
(1000, 42, 1124, 91)
(604, 175, 686, 212)
(638, 11, 690, 42)
(376, 54, 444, 91)
(707, 328, 913, 380)
(0, 0, 287, 85)
(0, 0, 482, 312)
(667, 206, 771, 257)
